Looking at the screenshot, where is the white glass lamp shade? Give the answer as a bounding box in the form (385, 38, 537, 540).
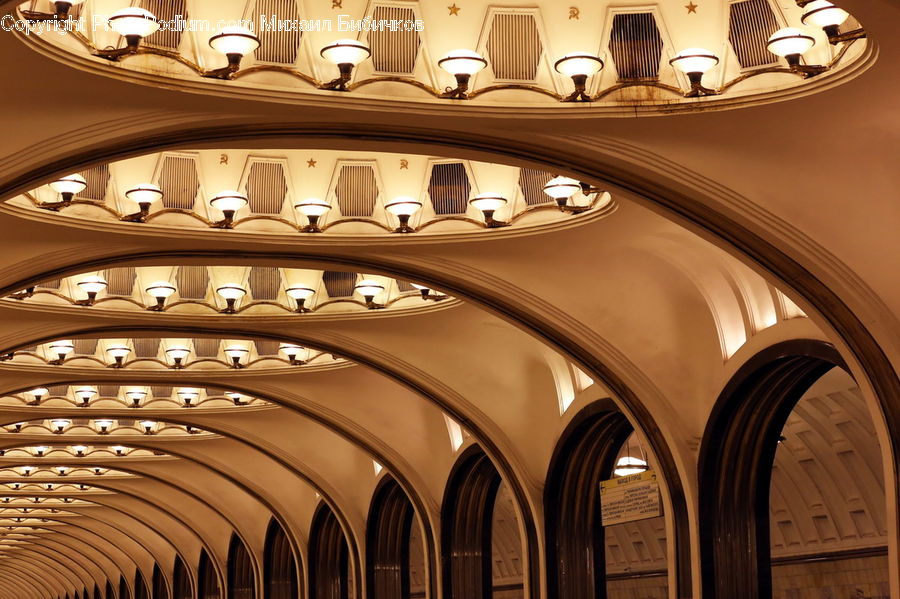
(165, 347, 190, 362)
(225, 391, 247, 404)
(108, 7, 160, 38)
(469, 194, 508, 212)
(294, 199, 331, 217)
(30, 388, 48, 401)
(411, 283, 429, 291)
(125, 389, 147, 404)
(542, 176, 581, 200)
(48, 341, 75, 356)
(210, 191, 248, 213)
(438, 50, 488, 76)
(139, 420, 157, 433)
(31, 446, 49, 457)
(20, 466, 35, 476)
(177, 388, 200, 405)
(669, 48, 720, 74)
(209, 26, 260, 56)
(55, 466, 69, 475)
(93, 420, 114, 433)
(111, 445, 128, 455)
(106, 345, 131, 359)
(50, 419, 71, 432)
(385, 198, 423, 217)
(279, 343, 309, 361)
(554, 53, 604, 77)
(70, 445, 88, 456)
(355, 280, 385, 299)
(286, 286, 316, 300)
(125, 183, 163, 206)
(801, 0, 850, 27)
(613, 456, 649, 477)
(146, 281, 177, 299)
(74, 387, 96, 401)
(76, 275, 108, 295)
(49, 174, 87, 196)
(224, 346, 249, 362)
(216, 284, 247, 300)
(767, 27, 816, 57)
(320, 39, 371, 66)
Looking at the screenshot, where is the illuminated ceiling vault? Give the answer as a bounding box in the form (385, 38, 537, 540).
(0, 0, 895, 597)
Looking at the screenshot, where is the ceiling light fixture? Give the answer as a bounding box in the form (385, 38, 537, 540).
(225, 391, 247, 406)
(224, 346, 249, 369)
(285, 286, 316, 312)
(320, 39, 372, 91)
(438, 50, 488, 99)
(112, 446, 128, 457)
(294, 199, 331, 233)
(469, 194, 509, 228)
(139, 420, 157, 435)
(74, 387, 95, 407)
(122, 183, 164, 222)
(96, 8, 160, 60)
(384, 198, 423, 233)
(27, 388, 48, 406)
(279, 343, 309, 366)
(554, 53, 604, 102)
(216, 284, 247, 313)
(669, 48, 720, 97)
(206, 26, 260, 79)
(93, 420, 114, 435)
(47, 341, 75, 365)
(70, 445, 88, 458)
(41, 174, 86, 211)
(106, 345, 131, 368)
(21, 0, 85, 20)
(50, 419, 70, 434)
(165, 347, 190, 369)
(145, 281, 177, 310)
(177, 388, 200, 407)
(801, 0, 857, 41)
(31, 447, 48, 458)
(542, 176, 585, 211)
(125, 389, 147, 408)
(20, 467, 35, 478)
(613, 456, 649, 477)
(75, 275, 108, 305)
(209, 191, 248, 228)
(410, 283, 447, 302)
(355, 280, 386, 309)
(767, 27, 825, 76)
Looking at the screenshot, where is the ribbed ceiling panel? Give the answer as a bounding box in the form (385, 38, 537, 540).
(428, 163, 470, 215)
(253, 0, 302, 64)
(157, 156, 200, 210)
(729, 0, 779, 68)
(486, 13, 542, 81)
(246, 161, 288, 215)
(609, 13, 663, 80)
(335, 165, 378, 217)
(369, 5, 420, 74)
(518, 168, 554, 206)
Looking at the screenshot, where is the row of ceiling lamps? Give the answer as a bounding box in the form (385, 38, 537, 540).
(39, 175, 589, 228)
(19, 340, 315, 368)
(19, 387, 243, 408)
(14, 274, 444, 311)
(10, 419, 173, 437)
(24, 1, 860, 100)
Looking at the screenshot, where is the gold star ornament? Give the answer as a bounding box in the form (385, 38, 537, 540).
(448, 3, 461, 16)
(307, 158, 317, 168)
(685, 2, 698, 13)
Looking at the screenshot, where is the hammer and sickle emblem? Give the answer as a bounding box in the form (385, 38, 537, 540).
(219, 153, 229, 165)
(332, 0, 343, 8)
(569, 6, 580, 20)
(400, 159, 409, 170)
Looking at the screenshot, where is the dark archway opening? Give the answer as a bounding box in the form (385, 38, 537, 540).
(366, 475, 422, 599)
(153, 563, 170, 599)
(264, 519, 299, 599)
(228, 534, 256, 599)
(198, 549, 221, 599)
(699, 340, 872, 599)
(309, 502, 352, 599)
(174, 555, 193, 599)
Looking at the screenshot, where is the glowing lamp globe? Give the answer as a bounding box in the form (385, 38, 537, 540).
(209, 26, 260, 57)
(767, 28, 816, 64)
(320, 39, 371, 66)
(108, 7, 160, 39)
(669, 48, 719, 75)
(125, 183, 163, 207)
(554, 53, 604, 77)
(801, 0, 850, 33)
(439, 50, 488, 76)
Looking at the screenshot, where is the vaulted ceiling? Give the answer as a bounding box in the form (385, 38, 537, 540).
(0, 0, 896, 597)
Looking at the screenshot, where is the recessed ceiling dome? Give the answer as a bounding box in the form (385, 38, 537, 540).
(13, 0, 869, 113)
(4, 149, 613, 237)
